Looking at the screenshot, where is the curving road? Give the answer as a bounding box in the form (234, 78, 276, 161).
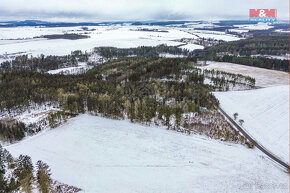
(219, 107, 289, 172)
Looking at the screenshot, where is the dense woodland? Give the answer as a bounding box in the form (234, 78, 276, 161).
(94, 45, 193, 59)
(204, 34, 289, 56)
(0, 120, 27, 142)
(193, 34, 290, 72)
(94, 42, 289, 72)
(0, 57, 253, 145)
(40, 33, 90, 40)
(0, 50, 89, 72)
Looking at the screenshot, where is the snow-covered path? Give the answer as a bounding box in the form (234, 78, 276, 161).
(6, 114, 289, 193)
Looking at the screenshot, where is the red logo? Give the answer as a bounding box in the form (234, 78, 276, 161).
(249, 9, 277, 18)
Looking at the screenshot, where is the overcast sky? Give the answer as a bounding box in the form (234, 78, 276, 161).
(0, 0, 288, 22)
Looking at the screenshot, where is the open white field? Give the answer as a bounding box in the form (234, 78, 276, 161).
(0, 25, 195, 57)
(0, 25, 243, 60)
(6, 114, 289, 193)
(200, 61, 289, 88)
(215, 85, 289, 163)
(179, 43, 204, 51)
(233, 23, 274, 30)
(0, 26, 79, 39)
(181, 29, 241, 41)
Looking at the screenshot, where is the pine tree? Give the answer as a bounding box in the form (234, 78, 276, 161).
(164, 106, 172, 129)
(14, 155, 34, 193)
(36, 161, 52, 193)
(0, 146, 8, 193)
(174, 106, 182, 130)
(20, 172, 34, 193)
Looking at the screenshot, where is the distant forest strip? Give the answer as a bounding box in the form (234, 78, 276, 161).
(95, 45, 289, 72)
(93, 45, 193, 58)
(198, 55, 289, 72)
(0, 50, 89, 72)
(191, 33, 289, 72)
(203, 35, 289, 56)
(36, 33, 90, 40)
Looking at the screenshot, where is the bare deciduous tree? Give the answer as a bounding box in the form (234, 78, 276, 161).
(233, 113, 238, 120)
(239, 119, 244, 126)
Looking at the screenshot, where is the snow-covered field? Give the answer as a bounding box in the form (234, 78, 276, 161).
(179, 43, 204, 51)
(233, 23, 274, 30)
(0, 25, 243, 61)
(215, 85, 289, 163)
(183, 29, 241, 41)
(228, 29, 249, 33)
(6, 114, 289, 193)
(251, 54, 289, 60)
(202, 61, 289, 165)
(47, 62, 93, 75)
(275, 29, 290, 33)
(0, 25, 195, 58)
(200, 61, 289, 88)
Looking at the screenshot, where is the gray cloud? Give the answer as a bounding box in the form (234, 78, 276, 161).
(0, 0, 288, 22)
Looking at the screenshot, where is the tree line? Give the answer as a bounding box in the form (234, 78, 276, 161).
(0, 51, 89, 73)
(0, 146, 81, 192)
(93, 45, 193, 59)
(204, 34, 289, 56)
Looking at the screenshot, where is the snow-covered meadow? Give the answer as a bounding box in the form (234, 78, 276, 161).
(233, 23, 274, 30)
(0, 25, 188, 58)
(199, 61, 289, 88)
(215, 85, 289, 163)
(0, 24, 242, 61)
(6, 114, 289, 193)
(179, 43, 204, 51)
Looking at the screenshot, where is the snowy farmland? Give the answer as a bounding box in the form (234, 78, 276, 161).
(0, 25, 188, 58)
(179, 43, 204, 51)
(0, 25, 241, 61)
(233, 23, 274, 30)
(181, 29, 242, 41)
(6, 114, 289, 193)
(214, 85, 289, 164)
(199, 61, 289, 88)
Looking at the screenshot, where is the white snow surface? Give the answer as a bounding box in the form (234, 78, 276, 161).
(275, 29, 290, 33)
(234, 23, 274, 30)
(6, 114, 289, 193)
(228, 29, 250, 33)
(200, 61, 289, 88)
(182, 29, 241, 41)
(215, 85, 289, 163)
(0, 25, 244, 60)
(47, 62, 93, 75)
(0, 26, 194, 58)
(180, 43, 204, 51)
